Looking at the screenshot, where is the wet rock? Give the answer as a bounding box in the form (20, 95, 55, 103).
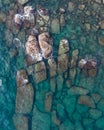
(63, 96, 76, 116)
(78, 95, 95, 108)
(50, 78, 56, 92)
(15, 83, 34, 114)
(18, 0, 29, 5)
(58, 39, 69, 55)
(38, 32, 52, 59)
(91, 93, 101, 103)
(13, 114, 28, 130)
(26, 35, 42, 64)
(58, 53, 69, 73)
(98, 37, 104, 46)
(59, 119, 74, 130)
(48, 58, 57, 77)
(34, 61, 46, 83)
(32, 105, 51, 130)
(52, 110, 61, 126)
(0, 12, 6, 23)
(16, 69, 29, 87)
(56, 75, 63, 91)
(96, 117, 104, 129)
(89, 109, 102, 119)
(97, 98, 104, 112)
(68, 2, 74, 12)
(51, 18, 60, 34)
(68, 86, 89, 95)
(44, 92, 53, 112)
(99, 20, 104, 29)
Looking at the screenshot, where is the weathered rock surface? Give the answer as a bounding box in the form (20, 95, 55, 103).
(16, 69, 29, 88)
(13, 114, 28, 130)
(48, 58, 57, 77)
(51, 18, 60, 34)
(32, 106, 51, 130)
(78, 95, 95, 108)
(34, 61, 46, 83)
(38, 32, 52, 59)
(15, 83, 34, 114)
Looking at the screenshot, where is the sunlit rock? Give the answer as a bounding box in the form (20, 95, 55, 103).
(38, 32, 52, 59)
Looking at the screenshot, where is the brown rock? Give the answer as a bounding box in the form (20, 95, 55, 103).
(58, 53, 69, 73)
(13, 114, 28, 130)
(98, 37, 104, 46)
(34, 61, 46, 72)
(16, 69, 29, 87)
(78, 95, 95, 108)
(44, 92, 53, 112)
(48, 58, 57, 77)
(38, 32, 52, 59)
(15, 83, 34, 114)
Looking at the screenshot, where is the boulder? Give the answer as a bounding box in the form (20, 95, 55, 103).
(15, 83, 34, 114)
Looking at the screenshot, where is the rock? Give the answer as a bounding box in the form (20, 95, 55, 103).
(98, 37, 104, 46)
(50, 78, 56, 92)
(65, 80, 71, 88)
(32, 105, 51, 130)
(99, 20, 104, 29)
(44, 92, 53, 112)
(48, 58, 57, 77)
(38, 32, 52, 59)
(88, 68, 97, 77)
(69, 68, 76, 79)
(68, 2, 74, 12)
(51, 18, 60, 34)
(63, 96, 76, 116)
(15, 83, 34, 114)
(89, 109, 102, 119)
(78, 59, 87, 69)
(16, 69, 29, 87)
(58, 53, 69, 73)
(51, 110, 61, 126)
(78, 95, 95, 108)
(60, 14, 65, 27)
(26, 35, 42, 64)
(59, 119, 74, 130)
(91, 93, 101, 103)
(18, 0, 29, 5)
(58, 39, 69, 55)
(85, 23, 91, 31)
(97, 98, 104, 112)
(13, 114, 28, 130)
(96, 117, 104, 129)
(68, 86, 89, 95)
(14, 14, 23, 26)
(34, 61, 46, 83)
(56, 75, 63, 91)
(78, 4, 85, 10)
(0, 12, 6, 23)
(24, 6, 34, 14)
(26, 66, 33, 75)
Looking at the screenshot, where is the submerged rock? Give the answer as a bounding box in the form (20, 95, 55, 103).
(38, 32, 52, 59)
(89, 109, 102, 119)
(13, 114, 28, 130)
(52, 110, 61, 126)
(15, 83, 34, 114)
(51, 18, 60, 34)
(98, 37, 104, 46)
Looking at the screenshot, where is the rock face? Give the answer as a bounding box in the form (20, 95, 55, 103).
(13, 114, 28, 130)
(38, 32, 52, 59)
(32, 106, 51, 130)
(26, 35, 42, 64)
(15, 83, 34, 114)
(34, 61, 46, 83)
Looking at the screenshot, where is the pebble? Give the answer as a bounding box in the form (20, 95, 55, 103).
(78, 95, 95, 108)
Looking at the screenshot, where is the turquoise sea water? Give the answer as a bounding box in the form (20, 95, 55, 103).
(0, 0, 104, 130)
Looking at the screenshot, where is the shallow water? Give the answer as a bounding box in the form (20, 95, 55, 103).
(0, 0, 104, 130)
